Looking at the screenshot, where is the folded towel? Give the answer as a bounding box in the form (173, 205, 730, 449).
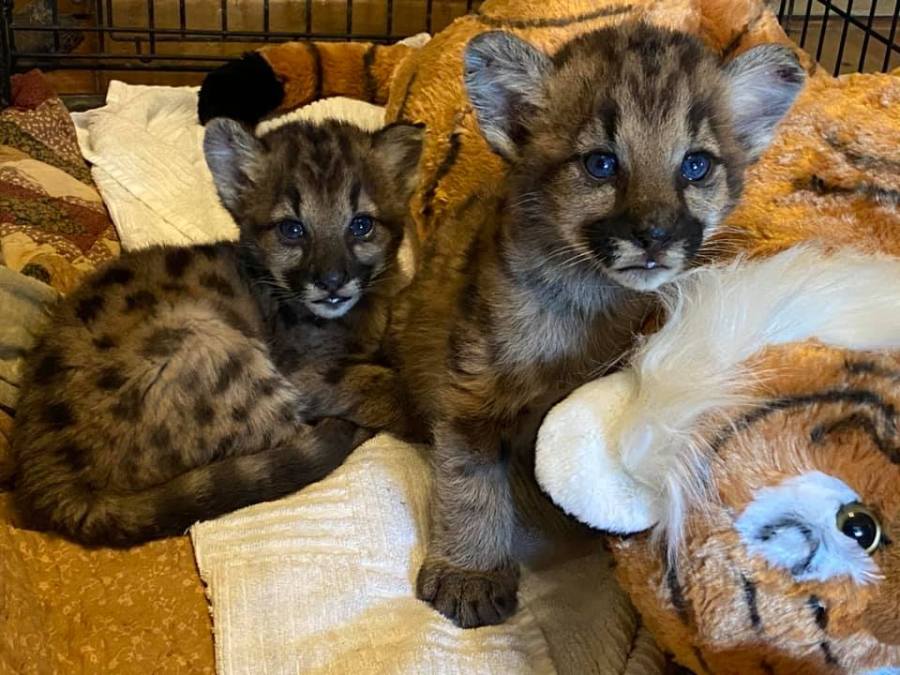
(191, 435, 663, 675)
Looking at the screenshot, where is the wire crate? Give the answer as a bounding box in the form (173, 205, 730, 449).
(777, 0, 898, 74)
(1, 0, 898, 109)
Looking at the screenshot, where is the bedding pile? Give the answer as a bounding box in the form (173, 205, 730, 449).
(0, 70, 214, 674)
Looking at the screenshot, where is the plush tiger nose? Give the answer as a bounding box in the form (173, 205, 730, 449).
(313, 270, 347, 292)
(634, 226, 671, 251)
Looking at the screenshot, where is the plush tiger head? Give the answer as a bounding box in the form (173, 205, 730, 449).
(536, 248, 900, 674)
(612, 344, 900, 675)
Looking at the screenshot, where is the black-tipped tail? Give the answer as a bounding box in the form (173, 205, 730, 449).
(198, 51, 284, 126)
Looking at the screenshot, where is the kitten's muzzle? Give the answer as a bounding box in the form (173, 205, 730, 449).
(313, 269, 348, 293)
(303, 277, 363, 319)
(633, 225, 672, 254)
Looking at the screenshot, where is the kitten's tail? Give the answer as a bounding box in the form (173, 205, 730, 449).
(198, 37, 425, 126)
(27, 419, 364, 548)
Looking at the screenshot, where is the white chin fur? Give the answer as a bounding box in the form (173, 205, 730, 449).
(608, 266, 680, 291)
(305, 295, 360, 319)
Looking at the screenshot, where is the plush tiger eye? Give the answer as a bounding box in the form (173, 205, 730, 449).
(836, 502, 881, 554)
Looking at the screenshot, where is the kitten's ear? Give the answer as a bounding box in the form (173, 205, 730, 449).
(464, 31, 552, 161)
(725, 44, 806, 161)
(203, 117, 265, 212)
(371, 122, 425, 203)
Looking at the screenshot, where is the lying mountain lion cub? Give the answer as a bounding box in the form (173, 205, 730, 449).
(12, 118, 423, 546)
(395, 22, 805, 628)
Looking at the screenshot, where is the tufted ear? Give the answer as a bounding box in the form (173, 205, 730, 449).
(203, 117, 265, 215)
(725, 44, 806, 161)
(463, 31, 552, 161)
(370, 122, 425, 205)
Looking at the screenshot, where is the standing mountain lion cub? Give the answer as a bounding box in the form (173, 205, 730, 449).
(396, 23, 805, 628)
(11, 118, 423, 547)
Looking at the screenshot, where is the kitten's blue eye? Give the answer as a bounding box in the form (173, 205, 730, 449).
(349, 215, 375, 239)
(681, 152, 712, 182)
(277, 219, 305, 241)
(584, 152, 619, 180)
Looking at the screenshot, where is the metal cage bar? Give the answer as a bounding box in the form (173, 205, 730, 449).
(778, 0, 899, 75)
(0, 0, 12, 106)
(1, 0, 897, 108)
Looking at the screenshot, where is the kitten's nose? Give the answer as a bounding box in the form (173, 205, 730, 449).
(313, 270, 347, 292)
(635, 226, 671, 252)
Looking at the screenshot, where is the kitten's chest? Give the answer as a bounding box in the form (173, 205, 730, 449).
(270, 322, 352, 368)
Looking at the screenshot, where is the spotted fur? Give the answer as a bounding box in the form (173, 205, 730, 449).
(11, 119, 423, 547)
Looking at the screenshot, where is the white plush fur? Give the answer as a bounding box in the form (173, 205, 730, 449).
(624, 246, 900, 549)
(735, 471, 881, 585)
(535, 371, 660, 534)
(536, 246, 900, 551)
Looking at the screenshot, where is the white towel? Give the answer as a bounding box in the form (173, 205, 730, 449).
(191, 434, 663, 675)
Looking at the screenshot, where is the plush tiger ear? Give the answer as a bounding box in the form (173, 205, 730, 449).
(535, 370, 659, 535)
(463, 31, 552, 161)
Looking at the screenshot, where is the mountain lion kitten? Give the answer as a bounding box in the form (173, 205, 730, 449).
(395, 23, 805, 627)
(11, 118, 423, 546)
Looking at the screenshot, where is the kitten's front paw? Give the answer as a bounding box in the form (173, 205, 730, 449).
(416, 557, 519, 628)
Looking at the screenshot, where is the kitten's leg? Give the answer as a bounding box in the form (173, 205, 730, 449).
(415, 415, 520, 628)
(295, 363, 413, 437)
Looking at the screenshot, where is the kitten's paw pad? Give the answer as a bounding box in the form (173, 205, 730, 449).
(416, 559, 519, 628)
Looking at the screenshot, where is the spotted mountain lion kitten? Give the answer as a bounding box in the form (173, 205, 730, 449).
(396, 23, 805, 627)
(11, 118, 423, 546)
